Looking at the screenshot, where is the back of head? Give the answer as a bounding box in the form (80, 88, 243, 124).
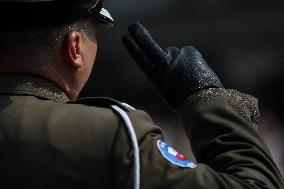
(0, 0, 114, 67)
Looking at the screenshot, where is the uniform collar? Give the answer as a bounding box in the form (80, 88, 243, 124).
(0, 73, 69, 104)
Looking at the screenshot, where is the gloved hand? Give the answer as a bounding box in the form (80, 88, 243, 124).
(122, 22, 223, 108)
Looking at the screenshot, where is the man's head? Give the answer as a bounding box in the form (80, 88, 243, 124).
(0, 0, 114, 101)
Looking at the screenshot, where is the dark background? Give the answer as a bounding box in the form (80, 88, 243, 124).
(80, 0, 284, 174)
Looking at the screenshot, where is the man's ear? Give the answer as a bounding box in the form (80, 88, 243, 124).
(65, 31, 84, 68)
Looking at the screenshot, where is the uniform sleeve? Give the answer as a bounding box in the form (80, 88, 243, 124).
(111, 89, 284, 189)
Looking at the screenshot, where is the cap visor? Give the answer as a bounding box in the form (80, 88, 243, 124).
(96, 8, 114, 27)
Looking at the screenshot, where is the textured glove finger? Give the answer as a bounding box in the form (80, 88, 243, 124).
(122, 34, 155, 73)
(128, 22, 166, 63)
(179, 46, 224, 90)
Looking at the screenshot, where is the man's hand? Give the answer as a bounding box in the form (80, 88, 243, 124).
(122, 22, 223, 108)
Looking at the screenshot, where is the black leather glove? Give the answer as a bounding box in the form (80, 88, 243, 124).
(122, 22, 223, 108)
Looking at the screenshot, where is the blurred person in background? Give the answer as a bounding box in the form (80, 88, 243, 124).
(0, 0, 283, 189)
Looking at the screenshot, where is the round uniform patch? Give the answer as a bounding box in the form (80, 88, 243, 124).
(157, 140, 197, 169)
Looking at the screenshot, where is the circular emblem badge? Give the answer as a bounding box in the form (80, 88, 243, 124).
(157, 140, 196, 169)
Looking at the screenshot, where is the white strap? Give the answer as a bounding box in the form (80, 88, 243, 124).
(111, 105, 140, 189)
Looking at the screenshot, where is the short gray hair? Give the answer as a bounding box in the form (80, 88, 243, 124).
(0, 18, 97, 67)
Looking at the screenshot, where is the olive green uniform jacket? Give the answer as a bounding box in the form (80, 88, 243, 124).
(0, 73, 283, 189)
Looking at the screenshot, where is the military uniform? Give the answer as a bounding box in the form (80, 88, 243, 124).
(0, 73, 283, 189)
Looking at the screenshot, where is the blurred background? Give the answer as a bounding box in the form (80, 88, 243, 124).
(80, 0, 284, 174)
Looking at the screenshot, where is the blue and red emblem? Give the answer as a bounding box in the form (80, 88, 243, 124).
(157, 140, 196, 168)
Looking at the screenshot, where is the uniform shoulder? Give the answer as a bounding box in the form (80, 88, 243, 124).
(53, 97, 136, 127)
(73, 97, 136, 112)
(31, 96, 121, 128)
(70, 97, 159, 138)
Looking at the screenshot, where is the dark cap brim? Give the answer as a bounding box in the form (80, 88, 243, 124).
(0, 0, 115, 28)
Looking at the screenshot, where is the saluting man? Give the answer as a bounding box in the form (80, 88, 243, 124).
(0, 0, 283, 189)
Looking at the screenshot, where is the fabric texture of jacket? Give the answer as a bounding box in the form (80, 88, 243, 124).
(0, 73, 283, 189)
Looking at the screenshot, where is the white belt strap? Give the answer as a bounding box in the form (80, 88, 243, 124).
(111, 105, 140, 189)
